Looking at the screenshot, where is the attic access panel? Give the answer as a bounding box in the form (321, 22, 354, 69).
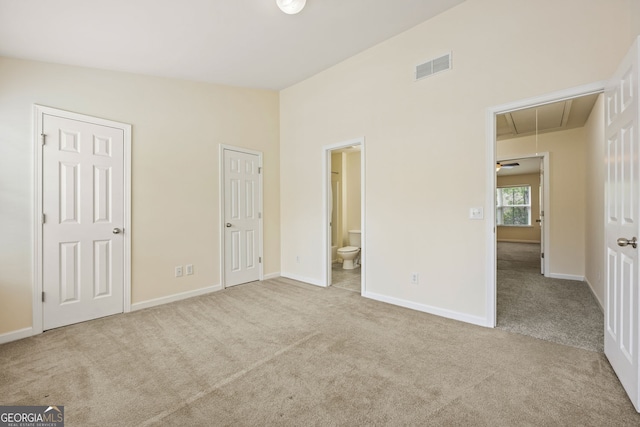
(496, 93, 600, 140)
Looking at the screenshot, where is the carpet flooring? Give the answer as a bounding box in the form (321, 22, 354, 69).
(1, 277, 637, 425)
(496, 242, 604, 352)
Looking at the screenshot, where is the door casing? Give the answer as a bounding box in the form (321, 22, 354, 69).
(219, 144, 264, 288)
(33, 105, 132, 335)
(485, 81, 606, 327)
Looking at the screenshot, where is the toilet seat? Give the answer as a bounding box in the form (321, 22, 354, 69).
(337, 246, 359, 253)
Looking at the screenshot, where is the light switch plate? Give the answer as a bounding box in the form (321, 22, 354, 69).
(469, 207, 484, 220)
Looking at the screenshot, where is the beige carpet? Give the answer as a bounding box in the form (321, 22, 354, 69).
(1, 277, 638, 426)
(497, 242, 604, 352)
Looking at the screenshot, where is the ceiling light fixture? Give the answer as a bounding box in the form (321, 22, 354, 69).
(277, 0, 306, 14)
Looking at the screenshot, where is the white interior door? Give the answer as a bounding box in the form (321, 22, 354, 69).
(42, 113, 125, 330)
(604, 36, 640, 412)
(223, 148, 261, 287)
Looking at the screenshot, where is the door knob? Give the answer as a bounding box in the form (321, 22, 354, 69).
(226, 223, 232, 228)
(113, 228, 122, 234)
(617, 237, 637, 249)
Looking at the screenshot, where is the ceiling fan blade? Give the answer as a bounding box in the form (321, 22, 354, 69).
(501, 162, 520, 168)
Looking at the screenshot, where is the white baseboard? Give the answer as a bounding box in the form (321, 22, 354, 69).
(263, 272, 281, 280)
(497, 239, 541, 244)
(131, 284, 223, 311)
(584, 277, 604, 313)
(548, 273, 585, 281)
(0, 327, 34, 345)
(362, 291, 490, 328)
(280, 272, 325, 287)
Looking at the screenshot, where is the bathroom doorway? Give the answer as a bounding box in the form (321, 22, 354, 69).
(323, 138, 365, 294)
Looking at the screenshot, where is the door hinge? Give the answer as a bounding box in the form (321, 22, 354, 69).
(41, 134, 46, 146)
(42, 213, 46, 224)
(259, 257, 262, 263)
(42, 292, 45, 302)
(258, 167, 262, 174)
(541, 253, 545, 259)
(258, 212, 262, 219)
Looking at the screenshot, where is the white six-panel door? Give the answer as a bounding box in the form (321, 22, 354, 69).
(42, 113, 126, 330)
(604, 36, 640, 412)
(223, 149, 261, 287)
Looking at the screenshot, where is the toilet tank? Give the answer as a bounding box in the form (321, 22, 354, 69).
(348, 230, 361, 247)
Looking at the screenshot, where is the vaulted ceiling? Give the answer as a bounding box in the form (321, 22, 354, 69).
(0, 0, 465, 90)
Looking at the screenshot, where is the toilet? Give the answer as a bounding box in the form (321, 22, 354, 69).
(337, 230, 361, 270)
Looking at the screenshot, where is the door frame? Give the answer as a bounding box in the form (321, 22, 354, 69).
(219, 144, 264, 288)
(496, 153, 550, 275)
(33, 105, 132, 335)
(485, 82, 605, 327)
(322, 137, 365, 293)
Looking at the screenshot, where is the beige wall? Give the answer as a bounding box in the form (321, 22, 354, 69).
(496, 173, 541, 243)
(584, 95, 605, 308)
(280, 0, 633, 321)
(0, 57, 280, 335)
(331, 152, 342, 247)
(498, 128, 587, 278)
(632, 0, 640, 38)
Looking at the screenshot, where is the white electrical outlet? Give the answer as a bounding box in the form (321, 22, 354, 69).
(175, 266, 183, 277)
(186, 264, 193, 275)
(411, 272, 419, 284)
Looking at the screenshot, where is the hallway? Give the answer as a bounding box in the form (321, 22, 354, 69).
(496, 242, 604, 352)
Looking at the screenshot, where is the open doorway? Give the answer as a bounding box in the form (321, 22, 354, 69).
(323, 138, 365, 294)
(491, 92, 605, 352)
(496, 155, 548, 274)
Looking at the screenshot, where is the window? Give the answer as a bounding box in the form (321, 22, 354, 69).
(496, 185, 531, 226)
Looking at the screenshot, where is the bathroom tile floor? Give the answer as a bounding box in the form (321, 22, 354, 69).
(331, 262, 361, 293)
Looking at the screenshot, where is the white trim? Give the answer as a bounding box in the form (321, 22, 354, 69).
(489, 81, 606, 115)
(584, 277, 604, 313)
(263, 272, 281, 280)
(548, 273, 585, 281)
(360, 141, 366, 295)
(219, 144, 264, 289)
(131, 285, 222, 311)
(0, 327, 34, 345)
(33, 107, 43, 335)
(363, 291, 490, 328)
(322, 137, 366, 294)
(497, 239, 541, 244)
(280, 272, 324, 287)
(486, 82, 605, 327)
(33, 105, 132, 335)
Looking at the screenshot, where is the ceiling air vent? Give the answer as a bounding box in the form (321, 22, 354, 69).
(415, 52, 452, 81)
